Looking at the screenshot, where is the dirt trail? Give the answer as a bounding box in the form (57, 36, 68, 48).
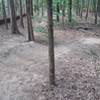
(0, 23, 100, 100)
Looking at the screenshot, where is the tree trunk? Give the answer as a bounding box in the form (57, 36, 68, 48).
(2, 0, 8, 29)
(56, 2, 60, 22)
(76, 0, 80, 16)
(41, 0, 44, 16)
(30, 0, 33, 16)
(19, 0, 24, 28)
(94, 11, 98, 24)
(7, 0, 10, 17)
(63, 0, 65, 17)
(26, 0, 35, 41)
(97, 0, 100, 17)
(36, 0, 39, 15)
(68, 0, 72, 23)
(85, 0, 90, 21)
(80, 0, 84, 19)
(94, 0, 98, 24)
(47, 0, 55, 85)
(10, 0, 21, 34)
(62, 0, 65, 29)
(80, 10, 83, 19)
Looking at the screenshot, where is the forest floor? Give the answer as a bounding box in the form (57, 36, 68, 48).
(0, 17, 100, 100)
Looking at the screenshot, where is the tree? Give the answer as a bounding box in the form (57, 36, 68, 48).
(7, 0, 10, 16)
(36, 0, 39, 15)
(26, 0, 35, 41)
(85, 0, 90, 20)
(2, 0, 8, 29)
(68, 0, 72, 23)
(10, 0, 21, 34)
(75, 0, 80, 16)
(56, 2, 60, 22)
(97, 0, 100, 17)
(41, 0, 44, 16)
(47, 0, 55, 85)
(19, 0, 24, 28)
(30, 0, 33, 16)
(80, 0, 85, 19)
(62, 0, 66, 28)
(93, 0, 98, 24)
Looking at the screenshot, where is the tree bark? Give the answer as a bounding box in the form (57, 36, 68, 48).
(97, 0, 100, 17)
(7, 0, 10, 17)
(41, 0, 44, 16)
(10, 0, 21, 34)
(85, 0, 90, 21)
(2, 0, 8, 29)
(47, 0, 55, 85)
(56, 2, 60, 22)
(68, 0, 72, 23)
(62, 0, 65, 29)
(19, 0, 24, 28)
(76, 0, 79, 16)
(26, 0, 35, 41)
(36, 0, 39, 15)
(94, 0, 98, 24)
(30, 0, 33, 16)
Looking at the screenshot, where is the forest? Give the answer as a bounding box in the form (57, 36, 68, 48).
(0, 0, 100, 100)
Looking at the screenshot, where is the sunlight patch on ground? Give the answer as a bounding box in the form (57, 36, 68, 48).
(81, 38, 100, 45)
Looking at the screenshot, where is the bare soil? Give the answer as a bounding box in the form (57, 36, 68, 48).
(0, 18, 100, 100)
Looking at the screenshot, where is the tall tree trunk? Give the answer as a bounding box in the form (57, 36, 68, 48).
(30, 0, 33, 16)
(76, 0, 80, 16)
(93, 0, 98, 24)
(68, 0, 72, 23)
(26, 0, 35, 41)
(85, 0, 90, 21)
(41, 0, 44, 16)
(47, 0, 55, 85)
(62, 0, 65, 29)
(97, 0, 100, 17)
(36, 0, 39, 15)
(56, 2, 60, 22)
(10, 0, 21, 34)
(80, 0, 84, 19)
(2, 0, 8, 29)
(19, 0, 24, 28)
(80, 10, 83, 19)
(94, 11, 98, 24)
(7, 0, 10, 17)
(63, 0, 65, 17)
